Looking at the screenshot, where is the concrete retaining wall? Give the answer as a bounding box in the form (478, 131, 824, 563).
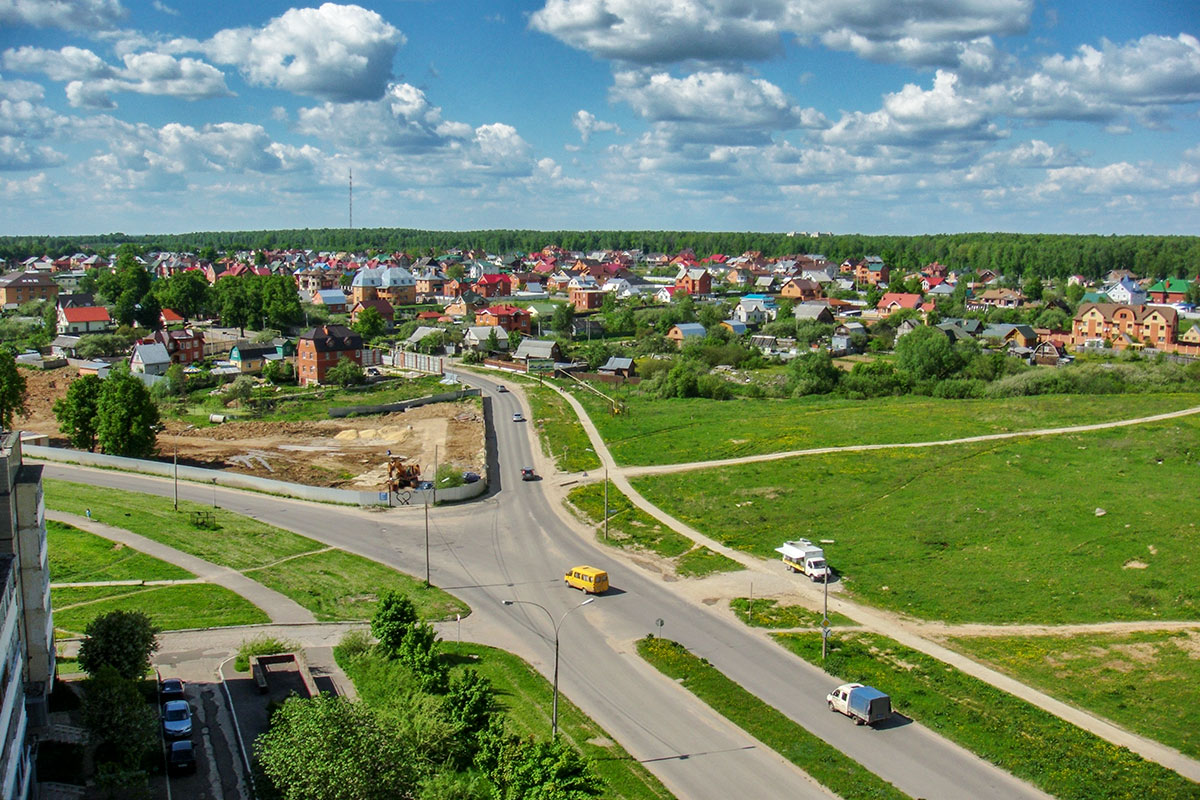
(23, 445, 487, 507)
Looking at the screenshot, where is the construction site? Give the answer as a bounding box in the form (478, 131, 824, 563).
(16, 367, 486, 490)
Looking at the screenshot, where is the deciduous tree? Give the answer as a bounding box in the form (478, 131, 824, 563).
(371, 591, 417, 656)
(78, 609, 160, 680)
(95, 365, 160, 458)
(54, 374, 103, 450)
(255, 695, 416, 800)
(327, 357, 365, 387)
(0, 348, 28, 431)
(352, 307, 386, 341)
(81, 665, 158, 770)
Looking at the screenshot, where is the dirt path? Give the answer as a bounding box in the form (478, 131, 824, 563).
(48, 510, 316, 625)
(545, 381, 1200, 783)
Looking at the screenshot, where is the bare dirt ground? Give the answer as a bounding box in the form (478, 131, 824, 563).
(17, 367, 485, 489)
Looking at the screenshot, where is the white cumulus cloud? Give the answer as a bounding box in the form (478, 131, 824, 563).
(0, 0, 125, 30)
(573, 110, 622, 143)
(207, 3, 404, 102)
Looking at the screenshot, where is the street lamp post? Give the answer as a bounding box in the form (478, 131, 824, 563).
(501, 597, 595, 737)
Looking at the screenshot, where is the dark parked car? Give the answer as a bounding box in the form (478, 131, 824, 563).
(162, 700, 192, 739)
(159, 678, 185, 704)
(167, 740, 196, 774)
(415, 480, 434, 490)
(520, 468, 537, 481)
(461, 471, 481, 484)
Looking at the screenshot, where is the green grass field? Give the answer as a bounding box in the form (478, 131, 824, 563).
(53, 583, 269, 634)
(634, 416, 1200, 624)
(948, 629, 1200, 760)
(45, 480, 469, 623)
(566, 482, 741, 577)
(777, 631, 1198, 800)
(48, 520, 192, 583)
(339, 641, 675, 800)
(247, 548, 467, 621)
(637, 636, 908, 800)
(524, 381, 602, 472)
(571, 389, 1199, 466)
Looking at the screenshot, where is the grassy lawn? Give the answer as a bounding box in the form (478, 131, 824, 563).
(729, 598, 856, 629)
(634, 416, 1200, 624)
(46, 480, 316, 570)
(637, 636, 908, 800)
(524, 380, 602, 472)
(48, 520, 192, 583)
(52, 583, 269, 635)
(776, 631, 1198, 800)
(570, 389, 1200, 466)
(566, 482, 741, 577)
(246, 548, 468, 622)
(339, 641, 675, 800)
(45, 480, 470, 623)
(947, 629, 1200, 761)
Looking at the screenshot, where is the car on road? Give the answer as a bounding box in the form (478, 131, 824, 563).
(497, 385, 508, 392)
(167, 740, 196, 774)
(565, 565, 609, 594)
(159, 677, 185, 703)
(520, 468, 537, 481)
(162, 699, 192, 739)
(827, 683, 891, 726)
(367, 367, 380, 376)
(512, 412, 524, 422)
(461, 471, 481, 483)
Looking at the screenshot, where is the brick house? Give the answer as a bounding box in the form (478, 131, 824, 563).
(875, 293, 923, 317)
(569, 287, 605, 311)
(0, 271, 59, 306)
(854, 257, 889, 287)
(296, 324, 364, 386)
(472, 273, 512, 299)
(1071, 303, 1177, 350)
(674, 268, 712, 296)
(152, 328, 205, 365)
(475, 304, 532, 334)
(779, 277, 822, 302)
(350, 298, 395, 326)
(1145, 277, 1193, 305)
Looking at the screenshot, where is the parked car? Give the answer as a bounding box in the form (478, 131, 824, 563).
(366, 367, 380, 376)
(521, 468, 537, 481)
(159, 678, 186, 704)
(512, 412, 524, 422)
(167, 739, 196, 774)
(461, 471, 481, 484)
(415, 480, 434, 490)
(497, 385, 508, 393)
(162, 700, 192, 739)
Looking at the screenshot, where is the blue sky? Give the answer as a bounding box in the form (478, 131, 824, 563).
(1, 0, 1197, 236)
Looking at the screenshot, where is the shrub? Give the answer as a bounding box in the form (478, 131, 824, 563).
(235, 633, 299, 672)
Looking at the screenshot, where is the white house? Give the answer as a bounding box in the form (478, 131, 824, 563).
(130, 342, 172, 375)
(1104, 277, 1146, 306)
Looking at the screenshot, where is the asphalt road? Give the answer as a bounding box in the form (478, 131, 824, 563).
(42, 372, 1049, 800)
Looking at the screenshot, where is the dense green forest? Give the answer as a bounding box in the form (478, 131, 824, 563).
(2, 229, 1197, 280)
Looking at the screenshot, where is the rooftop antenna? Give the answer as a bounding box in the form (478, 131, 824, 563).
(348, 168, 353, 230)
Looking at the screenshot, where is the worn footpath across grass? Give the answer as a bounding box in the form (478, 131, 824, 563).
(776, 631, 1199, 800)
(52, 583, 269, 635)
(729, 598, 856, 629)
(634, 416, 1200, 624)
(948, 629, 1200, 762)
(45, 479, 470, 623)
(570, 389, 1200, 467)
(339, 640, 675, 800)
(566, 481, 741, 578)
(637, 636, 909, 800)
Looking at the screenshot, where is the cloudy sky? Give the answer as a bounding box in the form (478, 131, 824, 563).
(1, 0, 1197, 236)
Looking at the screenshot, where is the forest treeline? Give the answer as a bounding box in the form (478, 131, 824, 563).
(2, 228, 1197, 280)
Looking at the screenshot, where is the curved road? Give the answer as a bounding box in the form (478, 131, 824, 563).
(41, 372, 1050, 800)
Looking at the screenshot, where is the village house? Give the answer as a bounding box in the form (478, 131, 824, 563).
(569, 287, 605, 311)
(472, 273, 512, 299)
(980, 323, 1038, 349)
(793, 303, 835, 324)
(733, 296, 777, 326)
(152, 328, 205, 365)
(351, 265, 416, 306)
(475, 304, 532, 334)
(854, 257, 889, 287)
(56, 305, 111, 335)
(129, 342, 171, 376)
(312, 289, 349, 314)
(667, 322, 707, 348)
(1103, 276, 1146, 306)
(1145, 277, 1193, 305)
(779, 277, 822, 302)
(0, 271, 59, 307)
(874, 293, 923, 317)
(1072, 303, 1177, 350)
(350, 298, 395, 326)
(968, 287, 1026, 311)
(296, 325, 363, 386)
(512, 339, 561, 363)
(464, 325, 509, 352)
(674, 268, 712, 297)
(598, 356, 637, 378)
(444, 292, 488, 319)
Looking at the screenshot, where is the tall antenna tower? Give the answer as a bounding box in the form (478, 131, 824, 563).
(348, 168, 353, 229)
